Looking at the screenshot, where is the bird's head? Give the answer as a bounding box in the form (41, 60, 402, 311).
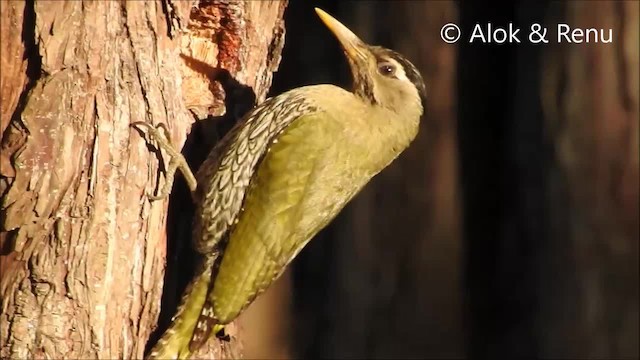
(315, 8, 427, 117)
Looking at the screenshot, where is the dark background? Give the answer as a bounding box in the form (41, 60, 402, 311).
(241, 1, 638, 359)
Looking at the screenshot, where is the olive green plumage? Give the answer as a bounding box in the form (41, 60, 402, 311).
(134, 8, 426, 360)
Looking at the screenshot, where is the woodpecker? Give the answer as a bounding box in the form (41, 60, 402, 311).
(134, 8, 426, 359)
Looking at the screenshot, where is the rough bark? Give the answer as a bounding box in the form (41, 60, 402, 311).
(540, 1, 639, 358)
(0, 0, 287, 359)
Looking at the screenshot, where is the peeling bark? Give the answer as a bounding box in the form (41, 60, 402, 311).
(0, 1, 287, 358)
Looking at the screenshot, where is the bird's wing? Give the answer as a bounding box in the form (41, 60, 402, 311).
(192, 93, 318, 254)
(207, 110, 356, 323)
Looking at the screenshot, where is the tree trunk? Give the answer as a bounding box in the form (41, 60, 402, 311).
(540, 1, 639, 358)
(0, 0, 287, 358)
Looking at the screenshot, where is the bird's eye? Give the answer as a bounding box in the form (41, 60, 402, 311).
(377, 62, 396, 77)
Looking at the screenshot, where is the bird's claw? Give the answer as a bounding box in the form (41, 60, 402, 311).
(147, 191, 168, 201)
(132, 121, 199, 200)
(131, 121, 173, 147)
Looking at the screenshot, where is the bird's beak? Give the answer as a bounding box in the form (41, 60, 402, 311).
(315, 8, 368, 63)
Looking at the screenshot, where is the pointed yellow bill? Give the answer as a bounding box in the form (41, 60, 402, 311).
(315, 8, 367, 62)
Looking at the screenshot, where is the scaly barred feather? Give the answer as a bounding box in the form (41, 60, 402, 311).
(187, 92, 318, 347)
(192, 93, 318, 255)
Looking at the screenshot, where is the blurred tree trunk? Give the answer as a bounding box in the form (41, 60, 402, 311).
(540, 1, 639, 358)
(0, 1, 286, 359)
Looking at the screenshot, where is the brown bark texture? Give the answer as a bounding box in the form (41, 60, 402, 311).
(0, 0, 287, 359)
(540, 1, 639, 358)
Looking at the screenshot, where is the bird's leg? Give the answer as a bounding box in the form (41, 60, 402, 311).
(131, 122, 198, 200)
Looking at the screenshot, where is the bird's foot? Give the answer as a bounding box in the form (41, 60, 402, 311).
(131, 122, 198, 200)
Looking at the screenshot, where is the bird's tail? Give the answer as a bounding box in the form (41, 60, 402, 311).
(146, 256, 216, 360)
